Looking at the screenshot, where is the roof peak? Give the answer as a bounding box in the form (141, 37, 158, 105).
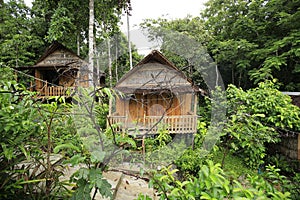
(35, 41, 81, 64)
(136, 50, 178, 70)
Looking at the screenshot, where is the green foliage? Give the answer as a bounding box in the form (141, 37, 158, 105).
(265, 154, 300, 199)
(0, 67, 85, 199)
(173, 121, 209, 177)
(142, 125, 172, 152)
(46, 5, 76, 42)
(69, 87, 139, 198)
(203, 0, 300, 90)
(32, 0, 131, 54)
(1, 0, 133, 70)
(174, 148, 211, 178)
(136, 193, 152, 200)
(193, 121, 208, 147)
(212, 148, 255, 178)
(0, 86, 54, 198)
(144, 138, 187, 168)
(142, 0, 300, 90)
(0, 78, 41, 198)
(70, 168, 112, 200)
(155, 124, 172, 147)
(0, 0, 43, 67)
(148, 161, 290, 200)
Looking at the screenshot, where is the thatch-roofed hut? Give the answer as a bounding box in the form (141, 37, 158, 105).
(19, 42, 102, 97)
(108, 50, 199, 135)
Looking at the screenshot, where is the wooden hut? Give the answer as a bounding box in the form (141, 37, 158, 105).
(20, 42, 97, 97)
(108, 50, 199, 135)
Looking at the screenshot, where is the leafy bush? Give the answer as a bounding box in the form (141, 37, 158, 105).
(174, 148, 211, 178)
(0, 80, 43, 199)
(224, 81, 300, 169)
(265, 154, 300, 199)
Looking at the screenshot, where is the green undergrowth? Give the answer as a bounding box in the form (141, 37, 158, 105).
(212, 148, 255, 179)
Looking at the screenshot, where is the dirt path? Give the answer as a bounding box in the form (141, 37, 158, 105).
(63, 162, 158, 200)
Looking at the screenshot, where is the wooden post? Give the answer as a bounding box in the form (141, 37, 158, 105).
(194, 95, 198, 115)
(30, 82, 33, 92)
(45, 81, 48, 96)
(35, 70, 42, 91)
(142, 135, 145, 163)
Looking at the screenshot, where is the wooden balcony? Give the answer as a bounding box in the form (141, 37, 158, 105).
(108, 115, 198, 135)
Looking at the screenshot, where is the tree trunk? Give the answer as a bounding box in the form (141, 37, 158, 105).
(107, 38, 113, 116)
(115, 36, 118, 82)
(77, 33, 80, 56)
(127, 12, 133, 70)
(107, 38, 112, 87)
(89, 0, 94, 86)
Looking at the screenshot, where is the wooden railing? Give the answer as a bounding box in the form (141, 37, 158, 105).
(38, 86, 75, 97)
(108, 115, 198, 134)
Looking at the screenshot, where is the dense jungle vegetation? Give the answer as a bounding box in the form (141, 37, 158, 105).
(1, 0, 300, 199)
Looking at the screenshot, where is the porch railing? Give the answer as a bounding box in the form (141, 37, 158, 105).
(108, 115, 198, 134)
(38, 85, 75, 97)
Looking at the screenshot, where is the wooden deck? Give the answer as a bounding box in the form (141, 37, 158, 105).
(108, 115, 198, 135)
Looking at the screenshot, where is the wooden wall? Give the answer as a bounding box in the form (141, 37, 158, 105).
(114, 92, 197, 120)
(59, 71, 75, 87)
(178, 94, 197, 115)
(34, 68, 89, 89)
(34, 48, 90, 89)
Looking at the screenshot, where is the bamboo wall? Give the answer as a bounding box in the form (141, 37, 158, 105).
(274, 135, 300, 160)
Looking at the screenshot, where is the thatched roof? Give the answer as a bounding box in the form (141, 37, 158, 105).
(33, 41, 88, 69)
(115, 50, 198, 94)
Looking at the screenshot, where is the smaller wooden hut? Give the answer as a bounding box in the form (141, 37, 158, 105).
(109, 50, 199, 135)
(20, 42, 97, 97)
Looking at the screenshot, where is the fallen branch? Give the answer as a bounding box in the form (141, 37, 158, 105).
(108, 168, 150, 182)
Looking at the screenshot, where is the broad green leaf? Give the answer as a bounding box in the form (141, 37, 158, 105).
(91, 151, 106, 163)
(53, 143, 80, 154)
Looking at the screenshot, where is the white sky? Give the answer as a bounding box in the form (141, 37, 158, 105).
(122, 0, 208, 54)
(121, 0, 207, 31)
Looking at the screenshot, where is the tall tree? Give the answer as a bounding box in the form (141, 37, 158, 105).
(202, 0, 300, 90)
(31, 0, 131, 57)
(140, 16, 210, 90)
(0, 0, 43, 67)
(142, 0, 300, 90)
